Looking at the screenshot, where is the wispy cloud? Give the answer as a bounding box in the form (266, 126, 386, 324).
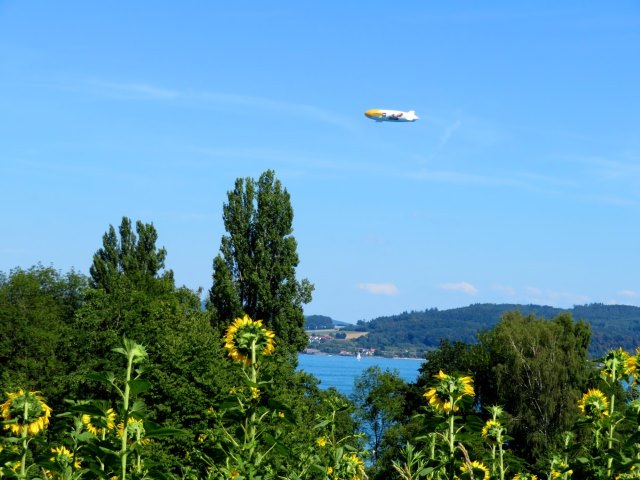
(47, 78, 356, 130)
(561, 153, 640, 182)
(524, 286, 589, 306)
(439, 119, 462, 149)
(620, 290, 639, 298)
(581, 194, 639, 207)
(192, 145, 373, 175)
(589, 157, 640, 181)
(356, 283, 399, 296)
(492, 284, 516, 296)
(439, 282, 478, 295)
(404, 169, 525, 188)
(89, 81, 180, 100)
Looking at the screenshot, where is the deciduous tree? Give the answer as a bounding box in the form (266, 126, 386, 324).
(352, 366, 408, 462)
(415, 311, 594, 467)
(209, 170, 314, 353)
(485, 311, 593, 465)
(0, 265, 87, 405)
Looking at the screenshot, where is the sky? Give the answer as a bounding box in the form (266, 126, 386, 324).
(1, 2, 639, 323)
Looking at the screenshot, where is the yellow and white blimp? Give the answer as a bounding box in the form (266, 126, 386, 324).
(364, 109, 419, 122)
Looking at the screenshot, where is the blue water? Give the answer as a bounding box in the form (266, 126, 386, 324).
(297, 354, 424, 397)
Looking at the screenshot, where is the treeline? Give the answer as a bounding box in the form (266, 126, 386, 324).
(3, 169, 640, 479)
(304, 315, 334, 330)
(353, 311, 640, 479)
(0, 171, 363, 478)
(349, 303, 640, 356)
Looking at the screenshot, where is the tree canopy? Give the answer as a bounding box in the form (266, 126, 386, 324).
(0, 265, 87, 403)
(351, 303, 640, 356)
(417, 311, 595, 467)
(90, 216, 173, 294)
(209, 170, 314, 353)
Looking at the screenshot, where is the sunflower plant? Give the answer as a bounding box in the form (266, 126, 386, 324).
(627, 348, 640, 385)
(567, 347, 640, 479)
(198, 315, 286, 478)
(310, 396, 367, 480)
(46, 445, 84, 480)
(76, 337, 169, 480)
(1, 390, 52, 438)
(481, 405, 508, 480)
(458, 459, 490, 480)
(0, 389, 52, 479)
(414, 371, 477, 479)
(224, 314, 276, 367)
(391, 442, 431, 480)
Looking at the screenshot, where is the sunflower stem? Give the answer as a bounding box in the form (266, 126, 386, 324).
(448, 401, 455, 455)
(498, 442, 504, 480)
(249, 338, 258, 463)
(136, 428, 142, 474)
(604, 358, 617, 478)
(489, 445, 496, 477)
(20, 400, 29, 480)
(120, 345, 135, 480)
(429, 432, 435, 461)
(607, 391, 615, 477)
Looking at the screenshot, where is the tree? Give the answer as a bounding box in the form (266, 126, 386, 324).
(90, 216, 173, 294)
(0, 265, 87, 406)
(416, 339, 492, 412)
(484, 311, 593, 465)
(68, 217, 177, 381)
(209, 170, 314, 353)
(415, 311, 594, 467)
(65, 218, 236, 471)
(352, 366, 408, 463)
(305, 315, 333, 330)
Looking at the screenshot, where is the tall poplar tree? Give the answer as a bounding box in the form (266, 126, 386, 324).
(209, 170, 314, 353)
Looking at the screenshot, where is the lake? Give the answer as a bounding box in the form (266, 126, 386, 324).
(297, 354, 424, 397)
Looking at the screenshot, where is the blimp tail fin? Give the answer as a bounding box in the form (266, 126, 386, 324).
(407, 110, 419, 120)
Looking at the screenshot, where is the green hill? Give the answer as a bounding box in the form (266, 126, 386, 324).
(347, 303, 640, 357)
(304, 314, 334, 329)
(304, 314, 352, 329)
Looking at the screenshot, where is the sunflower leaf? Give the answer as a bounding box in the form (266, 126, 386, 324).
(128, 379, 152, 396)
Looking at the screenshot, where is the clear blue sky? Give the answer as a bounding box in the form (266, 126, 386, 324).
(1, 2, 639, 322)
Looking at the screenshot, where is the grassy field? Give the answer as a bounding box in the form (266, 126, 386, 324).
(306, 328, 368, 339)
(344, 331, 368, 339)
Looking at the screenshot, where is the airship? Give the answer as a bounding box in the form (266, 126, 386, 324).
(364, 109, 419, 122)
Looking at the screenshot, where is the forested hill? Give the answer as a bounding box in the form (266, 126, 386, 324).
(350, 303, 640, 357)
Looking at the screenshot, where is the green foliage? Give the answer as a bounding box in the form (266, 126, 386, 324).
(351, 366, 407, 464)
(209, 170, 314, 353)
(6, 177, 640, 479)
(56, 218, 236, 472)
(415, 311, 595, 469)
(0, 265, 88, 404)
(485, 312, 593, 465)
(305, 315, 334, 330)
(0, 338, 186, 480)
(89, 216, 173, 293)
(351, 303, 640, 357)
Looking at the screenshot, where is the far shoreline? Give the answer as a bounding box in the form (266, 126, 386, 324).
(300, 350, 423, 361)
